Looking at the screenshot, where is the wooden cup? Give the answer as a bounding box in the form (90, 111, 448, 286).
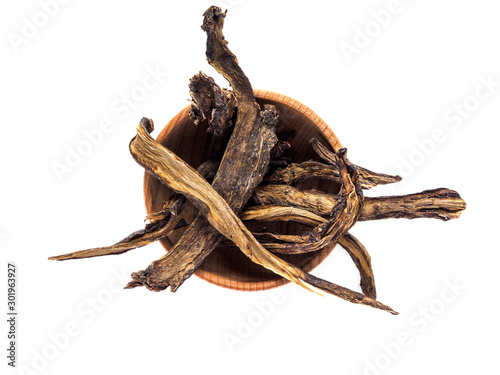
(144, 90, 342, 291)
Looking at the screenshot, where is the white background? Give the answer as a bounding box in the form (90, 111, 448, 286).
(1, 1, 499, 374)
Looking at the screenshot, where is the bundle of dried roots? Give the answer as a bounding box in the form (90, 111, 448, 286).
(49, 7, 466, 315)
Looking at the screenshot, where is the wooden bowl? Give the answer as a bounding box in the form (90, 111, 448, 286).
(144, 90, 342, 291)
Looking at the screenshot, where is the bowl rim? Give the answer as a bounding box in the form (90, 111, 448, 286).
(144, 89, 343, 291)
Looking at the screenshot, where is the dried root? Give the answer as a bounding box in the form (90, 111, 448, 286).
(49, 6, 466, 315)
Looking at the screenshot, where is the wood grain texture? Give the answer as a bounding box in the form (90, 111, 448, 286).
(144, 91, 343, 291)
(132, 122, 396, 313)
(130, 121, 312, 293)
(133, 8, 291, 293)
